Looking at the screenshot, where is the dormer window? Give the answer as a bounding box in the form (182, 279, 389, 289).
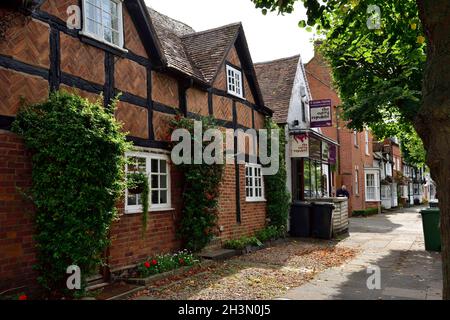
(226, 65, 243, 99)
(82, 0, 124, 48)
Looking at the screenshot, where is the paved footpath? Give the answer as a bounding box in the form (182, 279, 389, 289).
(280, 206, 442, 300)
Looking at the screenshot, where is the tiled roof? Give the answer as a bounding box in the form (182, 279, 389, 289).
(145, 7, 268, 112)
(147, 8, 241, 85)
(254, 55, 299, 123)
(147, 7, 204, 81)
(181, 23, 241, 83)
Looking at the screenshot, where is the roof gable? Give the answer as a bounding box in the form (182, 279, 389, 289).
(147, 12, 267, 109)
(181, 23, 241, 83)
(254, 55, 300, 123)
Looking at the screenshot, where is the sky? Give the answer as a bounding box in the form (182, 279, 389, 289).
(145, 0, 316, 64)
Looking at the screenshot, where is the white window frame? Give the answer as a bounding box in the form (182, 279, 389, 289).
(365, 170, 380, 201)
(125, 151, 172, 214)
(81, 0, 126, 51)
(353, 130, 359, 147)
(226, 65, 244, 99)
(245, 163, 265, 202)
(354, 168, 359, 196)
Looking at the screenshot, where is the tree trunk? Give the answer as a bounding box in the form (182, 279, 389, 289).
(416, 0, 450, 300)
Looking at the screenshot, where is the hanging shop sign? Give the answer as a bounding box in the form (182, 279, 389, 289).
(290, 133, 309, 158)
(310, 99, 332, 128)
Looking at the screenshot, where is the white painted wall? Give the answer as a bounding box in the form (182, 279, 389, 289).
(286, 55, 312, 130)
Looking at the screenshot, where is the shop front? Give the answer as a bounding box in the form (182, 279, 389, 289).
(288, 130, 349, 236)
(290, 130, 337, 201)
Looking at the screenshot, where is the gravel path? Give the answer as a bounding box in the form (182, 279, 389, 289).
(130, 239, 357, 300)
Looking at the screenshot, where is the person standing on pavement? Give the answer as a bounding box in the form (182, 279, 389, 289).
(337, 185, 350, 198)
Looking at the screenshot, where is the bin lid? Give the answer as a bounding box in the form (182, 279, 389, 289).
(312, 202, 335, 207)
(292, 201, 313, 207)
(421, 208, 440, 214)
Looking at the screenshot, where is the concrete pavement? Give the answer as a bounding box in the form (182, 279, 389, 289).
(280, 206, 442, 300)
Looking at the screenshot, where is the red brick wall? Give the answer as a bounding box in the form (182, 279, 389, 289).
(108, 165, 184, 270)
(0, 131, 37, 294)
(306, 52, 380, 214)
(217, 164, 266, 241)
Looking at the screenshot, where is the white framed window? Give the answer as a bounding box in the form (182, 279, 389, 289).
(354, 169, 359, 195)
(245, 163, 265, 202)
(125, 151, 171, 213)
(353, 130, 358, 147)
(226, 65, 243, 99)
(364, 130, 370, 155)
(82, 0, 125, 49)
(365, 170, 380, 201)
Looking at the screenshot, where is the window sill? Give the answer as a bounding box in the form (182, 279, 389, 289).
(79, 31, 128, 56)
(245, 198, 266, 203)
(227, 90, 246, 101)
(125, 207, 175, 214)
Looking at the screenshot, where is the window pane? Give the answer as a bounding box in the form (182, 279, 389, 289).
(151, 175, 159, 189)
(137, 158, 146, 172)
(160, 175, 167, 189)
(87, 19, 101, 36)
(160, 190, 168, 204)
(102, 11, 112, 28)
(104, 27, 112, 43)
(88, 0, 101, 6)
(304, 159, 311, 198)
(160, 160, 167, 173)
(310, 161, 317, 198)
(112, 30, 120, 45)
(151, 159, 158, 173)
(86, 2, 101, 22)
(127, 193, 137, 206)
(102, 0, 115, 14)
(151, 191, 159, 204)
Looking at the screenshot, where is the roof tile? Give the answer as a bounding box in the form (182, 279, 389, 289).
(254, 55, 299, 123)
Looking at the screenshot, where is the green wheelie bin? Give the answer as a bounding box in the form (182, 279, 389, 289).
(420, 208, 441, 252)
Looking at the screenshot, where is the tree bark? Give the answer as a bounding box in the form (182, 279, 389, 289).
(416, 0, 450, 300)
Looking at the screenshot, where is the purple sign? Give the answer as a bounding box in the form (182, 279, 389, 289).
(310, 99, 332, 128)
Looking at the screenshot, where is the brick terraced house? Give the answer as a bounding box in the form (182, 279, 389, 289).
(305, 47, 381, 215)
(0, 0, 272, 293)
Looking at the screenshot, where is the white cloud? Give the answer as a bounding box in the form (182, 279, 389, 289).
(145, 0, 315, 63)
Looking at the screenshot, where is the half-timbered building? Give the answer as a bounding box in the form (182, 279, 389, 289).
(0, 0, 272, 292)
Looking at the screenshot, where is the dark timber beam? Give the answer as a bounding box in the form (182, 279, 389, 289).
(232, 100, 241, 223)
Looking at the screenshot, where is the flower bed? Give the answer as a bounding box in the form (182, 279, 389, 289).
(124, 250, 201, 286)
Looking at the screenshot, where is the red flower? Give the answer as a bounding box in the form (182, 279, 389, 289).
(179, 258, 185, 265)
(144, 261, 151, 268)
(151, 259, 158, 265)
(18, 294, 27, 300)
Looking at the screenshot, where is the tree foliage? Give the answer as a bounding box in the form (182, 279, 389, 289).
(264, 119, 290, 228)
(12, 91, 130, 298)
(252, 0, 426, 165)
